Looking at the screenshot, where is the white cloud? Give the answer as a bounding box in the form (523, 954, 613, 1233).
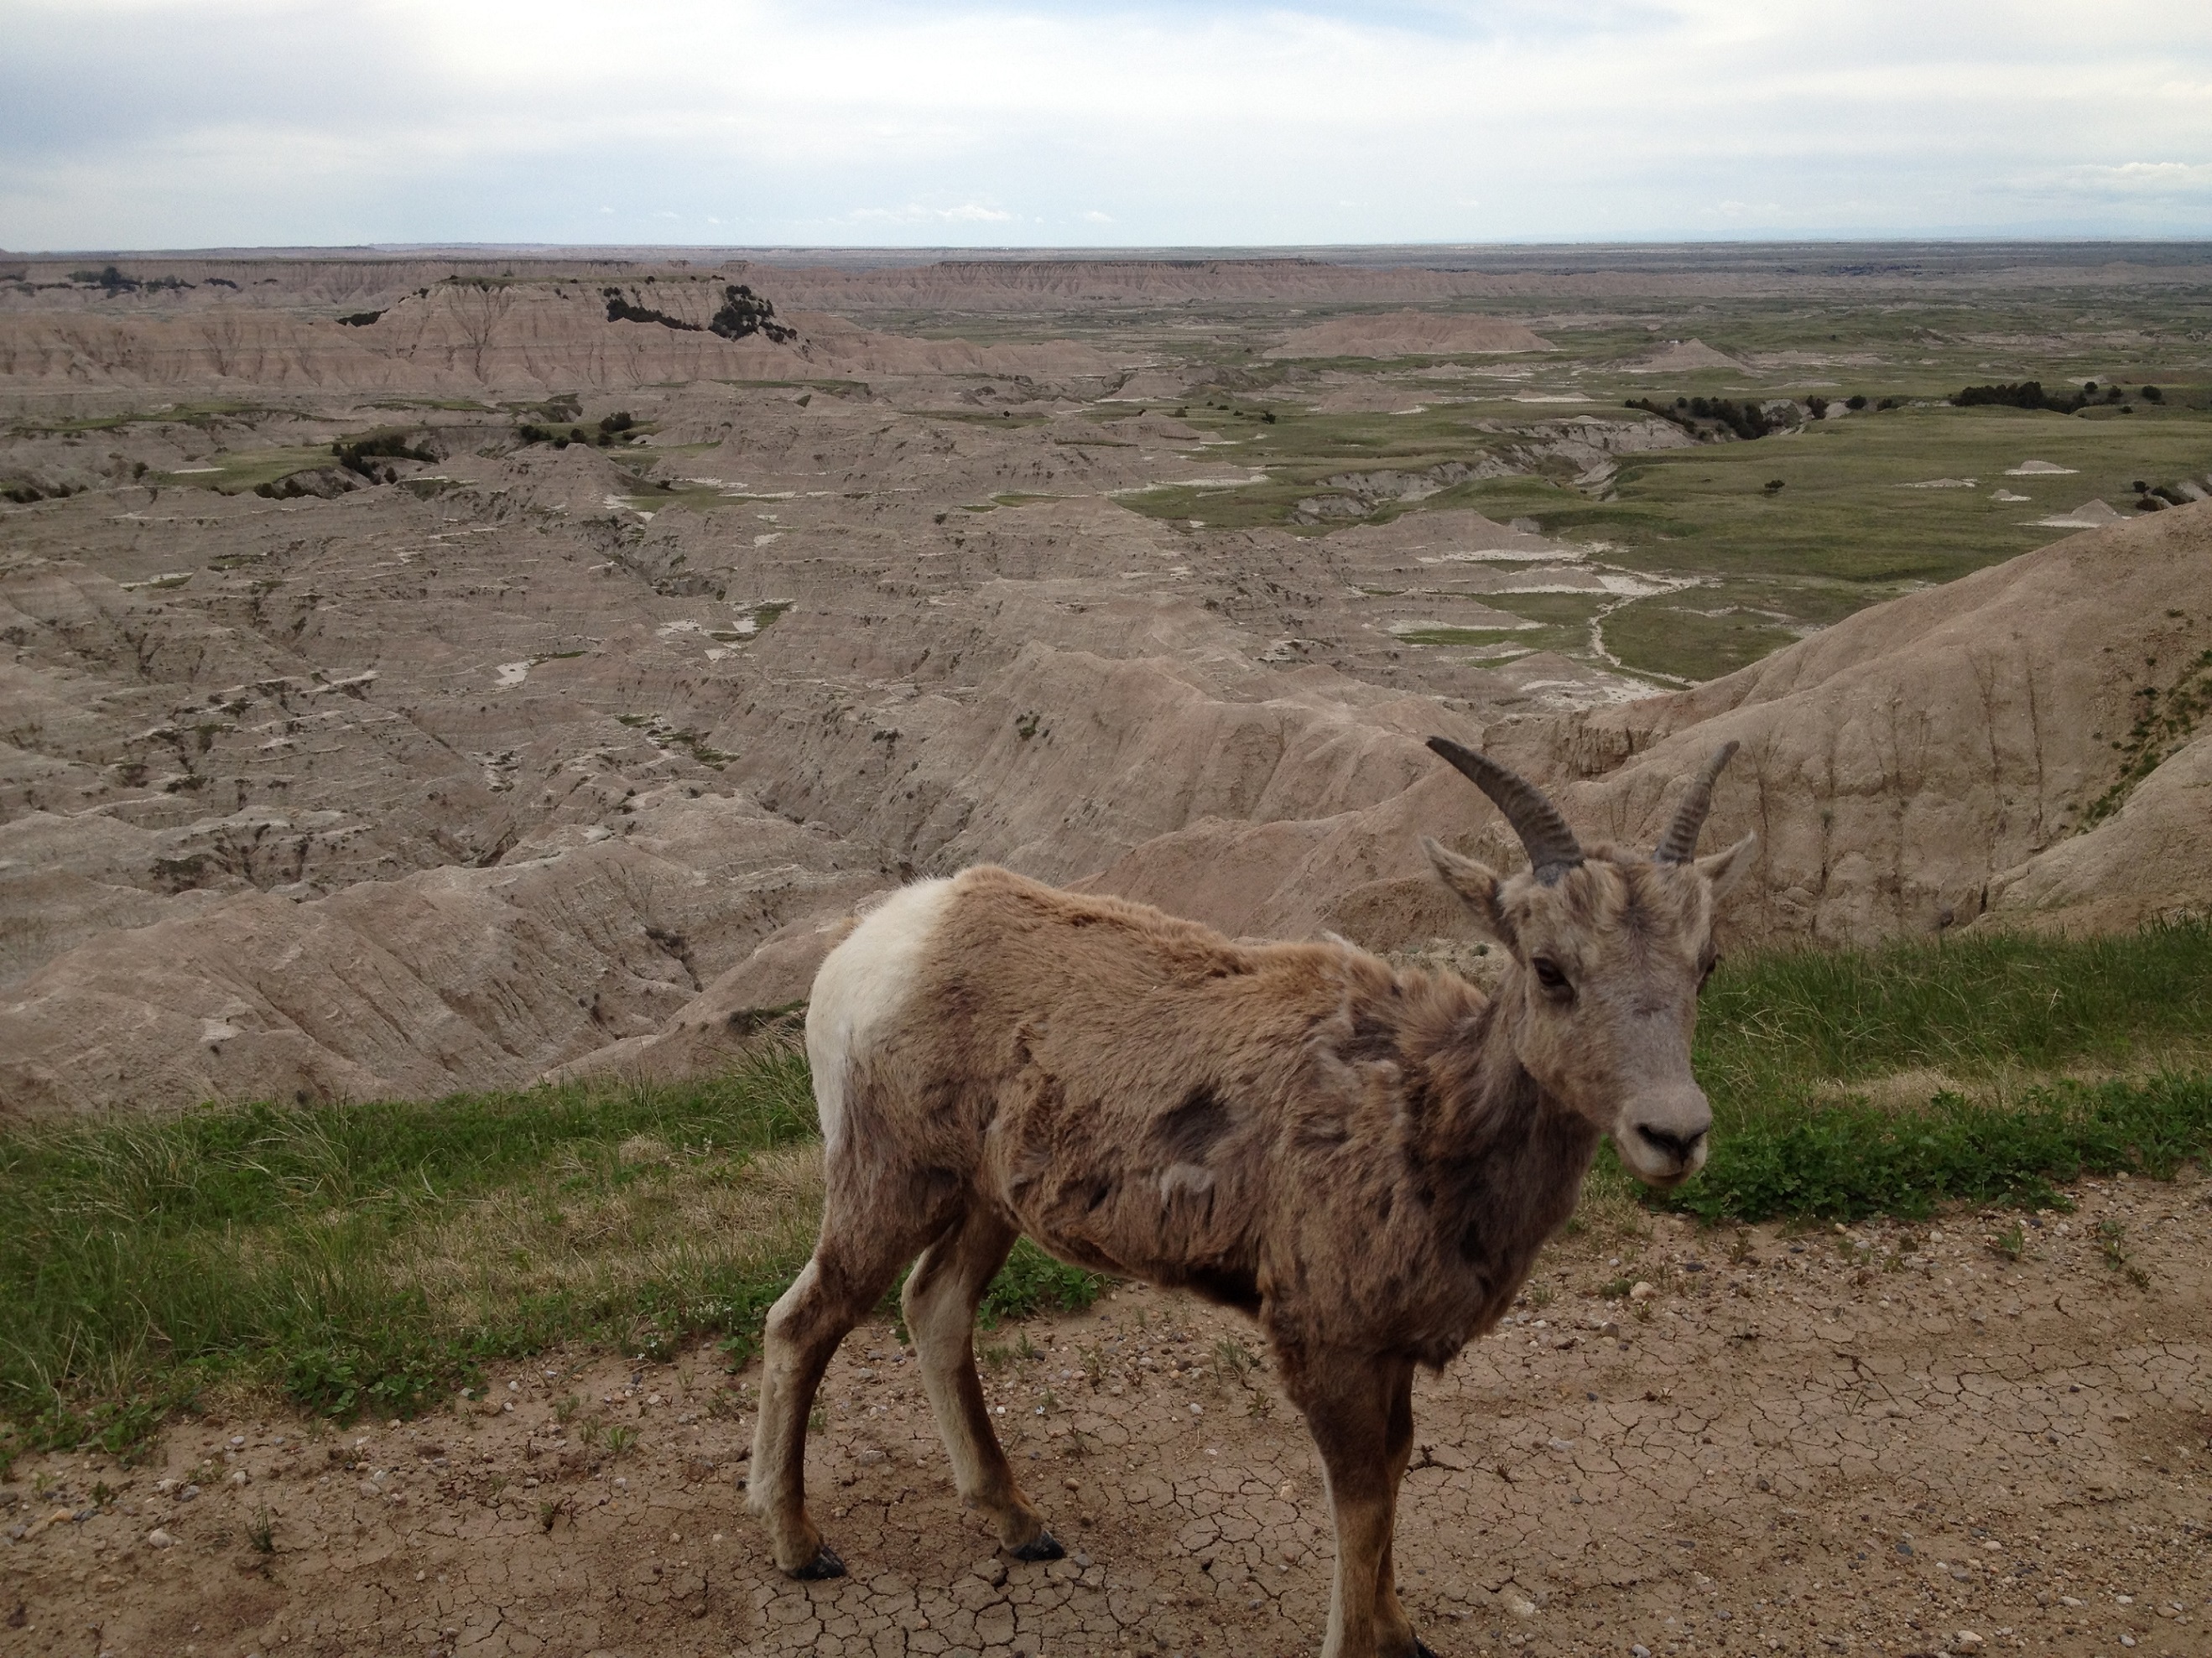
(0, 0, 2208, 246)
(843, 202, 1019, 226)
(2051, 161, 2212, 195)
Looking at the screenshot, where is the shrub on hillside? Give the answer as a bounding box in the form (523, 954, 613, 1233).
(709, 283, 796, 344)
(1952, 380, 2089, 413)
(332, 432, 436, 479)
(1628, 394, 1788, 441)
(602, 288, 701, 331)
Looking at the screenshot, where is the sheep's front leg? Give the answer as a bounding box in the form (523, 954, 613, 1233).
(1289, 1350, 1429, 1658)
(1372, 1359, 1434, 1658)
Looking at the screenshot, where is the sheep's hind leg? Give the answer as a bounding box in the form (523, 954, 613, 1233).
(749, 1225, 924, 1579)
(903, 1210, 1061, 1560)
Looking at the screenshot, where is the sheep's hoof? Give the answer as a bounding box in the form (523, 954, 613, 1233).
(788, 1545, 846, 1581)
(1010, 1531, 1064, 1562)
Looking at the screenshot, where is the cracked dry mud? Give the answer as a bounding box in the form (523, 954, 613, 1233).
(7, 1172, 2209, 1658)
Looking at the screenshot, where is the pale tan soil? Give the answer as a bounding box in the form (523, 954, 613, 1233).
(8, 1172, 2208, 1658)
(1616, 341, 1750, 377)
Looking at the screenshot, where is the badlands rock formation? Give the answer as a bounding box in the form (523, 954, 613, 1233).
(2, 252, 2205, 1115)
(1073, 503, 2212, 947)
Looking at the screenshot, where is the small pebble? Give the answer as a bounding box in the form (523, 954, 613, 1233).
(146, 1529, 176, 1549)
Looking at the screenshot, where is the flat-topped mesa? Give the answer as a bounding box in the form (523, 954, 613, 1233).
(748, 742, 1757, 1658)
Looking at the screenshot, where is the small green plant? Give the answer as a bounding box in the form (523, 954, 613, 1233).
(1987, 1223, 2027, 1263)
(1016, 1332, 1042, 1363)
(806, 1406, 827, 1433)
(554, 1394, 582, 1425)
(1213, 1338, 1256, 1380)
(538, 1497, 563, 1532)
(2095, 1219, 2152, 1290)
(1523, 1283, 1554, 1310)
(247, 1505, 275, 1554)
(976, 1240, 1105, 1328)
(604, 1425, 638, 1458)
(1078, 1345, 1106, 1390)
(980, 1342, 1014, 1373)
(1598, 1277, 1633, 1300)
(90, 1479, 116, 1507)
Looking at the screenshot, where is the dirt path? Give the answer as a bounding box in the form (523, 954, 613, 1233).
(6, 1172, 2209, 1658)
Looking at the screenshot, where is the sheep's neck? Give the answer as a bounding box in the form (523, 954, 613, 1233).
(1421, 984, 1603, 1323)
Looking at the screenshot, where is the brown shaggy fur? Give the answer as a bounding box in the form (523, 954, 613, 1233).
(750, 829, 1752, 1658)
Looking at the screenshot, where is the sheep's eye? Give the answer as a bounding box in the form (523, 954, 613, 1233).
(1531, 957, 1571, 995)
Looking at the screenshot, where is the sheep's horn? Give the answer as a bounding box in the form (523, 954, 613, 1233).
(1652, 741, 1740, 864)
(1426, 737, 1583, 882)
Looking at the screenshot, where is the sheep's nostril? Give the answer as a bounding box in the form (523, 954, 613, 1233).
(1637, 1124, 1705, 1163)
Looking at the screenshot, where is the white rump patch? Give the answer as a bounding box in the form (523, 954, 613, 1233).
(805, 880, 955, 1152)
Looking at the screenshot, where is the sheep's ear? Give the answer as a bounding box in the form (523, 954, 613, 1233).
(1697, 831, 1758, 901)
(1422, 836, 1514, 947)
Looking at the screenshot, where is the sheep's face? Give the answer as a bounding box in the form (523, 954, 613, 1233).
(1426, 838, 1756, 1188)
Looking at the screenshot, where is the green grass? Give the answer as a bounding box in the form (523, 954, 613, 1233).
(8, 401, 269, 438)
(6, 918, 2209, 1463)
(0, 1052, 1100, 1468)
(1103, 333, 2212, 683)
(1658, 1073, 2212, 1224)
(164, 444, 332, 494)
(1598, 593, 1810, 683)
(1652, 915, 2212, 1222)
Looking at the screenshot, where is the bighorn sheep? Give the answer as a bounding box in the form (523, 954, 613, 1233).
(751, 739, 1754, 1658)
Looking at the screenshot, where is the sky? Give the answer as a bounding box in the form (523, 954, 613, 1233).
(3, 0, 2210, 252)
